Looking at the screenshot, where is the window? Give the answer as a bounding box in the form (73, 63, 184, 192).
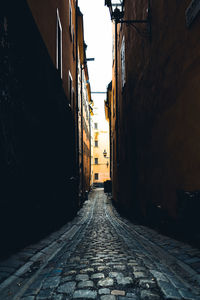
(94, 123, 98, 129)
(68, 71, 73, 106)
(94, 173, 99, 180)
(121, 36, 126, 88)
(69, 0, 72, 38)
(113, 88, 115, 116)
(72, 88, 75, 110)
(95, 140, 98, 147)
(95, 158, 98, 165)
(72, 26, 75, 59)
(56, 9, 62, 78)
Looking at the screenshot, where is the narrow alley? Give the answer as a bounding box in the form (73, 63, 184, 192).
(0, 189, 200, 300)
(1, 1, 200, 299)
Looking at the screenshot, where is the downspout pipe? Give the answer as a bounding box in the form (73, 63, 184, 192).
(81, 65, 84, 202)
(89, 104, 91, 189)
(75, 0, 79, 204)
(115, 20, 119, 165)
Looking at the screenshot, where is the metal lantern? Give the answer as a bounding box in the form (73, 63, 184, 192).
(103, 149, 107, 157)
(105, 0, 124, 22)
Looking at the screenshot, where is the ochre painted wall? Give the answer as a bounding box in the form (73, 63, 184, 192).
(93, 130, 110, 184)
(92, 95, 110, 185)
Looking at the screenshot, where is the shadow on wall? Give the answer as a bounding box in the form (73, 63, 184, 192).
(0, 0, 78, 259)
(142, 190, 200, 248)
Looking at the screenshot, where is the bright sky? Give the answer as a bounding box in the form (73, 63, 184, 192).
(78, 0, 112, 93)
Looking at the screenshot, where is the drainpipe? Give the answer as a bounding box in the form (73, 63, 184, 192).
(115, 20, 119, 166)
(89, 104, 91, 189)
(75, 0, 80, 206)
(81, 65, 84, 202)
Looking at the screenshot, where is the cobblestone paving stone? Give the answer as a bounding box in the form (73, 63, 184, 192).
(0, 189, 200, 299)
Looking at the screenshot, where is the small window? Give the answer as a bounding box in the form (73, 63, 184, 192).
(56, 9, 62, 78)
(95, 140, 98, 147)
(94, 123, 98, 129)
(72, 26, 75, 59)
(69, 0, 72, 38)
(72, 88, 75, 110)
(121, 36, 126, 88)
(95, 158, 98, 165)
(94, 173, 99, 180)
(68, 71, 73, 105)
(113, 88, 115, 116)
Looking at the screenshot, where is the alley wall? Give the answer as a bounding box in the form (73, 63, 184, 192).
(111, 0, 200, 231)
(0, 0, 92, 258)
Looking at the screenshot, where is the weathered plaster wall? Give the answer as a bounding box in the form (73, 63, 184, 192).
(117, 0, 200, 222)
(27, 0, 77, 107)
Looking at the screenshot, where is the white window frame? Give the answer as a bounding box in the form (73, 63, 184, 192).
(69, 0, 73, 38)
(56, 9, 62, 78)
(68, 71, 73, 106)
(121, 35, 126, 88)
(72, 25, 75, 59)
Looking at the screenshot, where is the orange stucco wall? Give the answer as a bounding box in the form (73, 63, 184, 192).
(92, 95, 110, 185)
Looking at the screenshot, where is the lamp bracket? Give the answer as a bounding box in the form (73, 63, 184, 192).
(118, 17, 151, 41)
(120, 20, 148, 24)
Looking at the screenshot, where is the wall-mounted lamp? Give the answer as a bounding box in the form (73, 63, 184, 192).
(84, 57, 95, 65)
(103, 150, 110, 168)
(86, 58, 95, 62)
(105, 0, 151, 39)
(103, 149, 107, 157)
(105, 1, 151, 168)
(105, 0, 124, 22)
(82, 57, 95, 70)
(103, 149, 110, 159)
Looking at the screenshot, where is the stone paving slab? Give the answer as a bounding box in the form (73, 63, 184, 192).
(0, 189, 200, 299)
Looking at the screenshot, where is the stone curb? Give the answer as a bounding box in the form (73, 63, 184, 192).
(0, 227, 77, 293)
(105, 196, 200, 293)
(0, 195, 95, 294)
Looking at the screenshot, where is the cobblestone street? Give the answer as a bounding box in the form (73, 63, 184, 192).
(0, 189, 200, 299)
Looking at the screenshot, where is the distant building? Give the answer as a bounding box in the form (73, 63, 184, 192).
(92, 94, 110, 187)
(105, 81, 112, 181)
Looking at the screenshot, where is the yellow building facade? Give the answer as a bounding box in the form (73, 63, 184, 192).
(92, 94, 110, 187)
